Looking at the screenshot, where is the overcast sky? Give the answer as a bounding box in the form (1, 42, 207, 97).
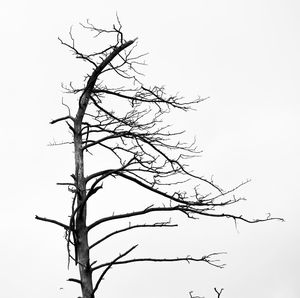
(0, 1, 299, 298)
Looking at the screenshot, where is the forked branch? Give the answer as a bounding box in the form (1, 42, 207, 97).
(214, 288, 224, 298)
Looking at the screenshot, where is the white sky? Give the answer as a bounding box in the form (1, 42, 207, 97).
(0, 1, 299, 297)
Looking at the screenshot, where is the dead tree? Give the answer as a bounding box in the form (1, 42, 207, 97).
(36, 19, 283, 298)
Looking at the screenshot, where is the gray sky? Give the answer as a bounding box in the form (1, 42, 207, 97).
(0, 1, 299, 297)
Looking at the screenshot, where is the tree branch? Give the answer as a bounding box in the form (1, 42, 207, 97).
(35, 215, 71, 230)
(50, 115, 74, 124)
(189, 291, 204, 298)
(67, 278, 81, 285)
(199, 211, 284, 224)
(89, 221, 178, 249)
(92, 244, 138, 294)
(92, 252, 225, 272)
(88, 205, 191, 231)
(77, 38, 137, 121)
(214, 288, 224, 298)
(88, 203, 283, 232)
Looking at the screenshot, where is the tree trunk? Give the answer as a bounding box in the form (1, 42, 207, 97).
(74, 121, 94, 298)
(70, 38, 145, 297)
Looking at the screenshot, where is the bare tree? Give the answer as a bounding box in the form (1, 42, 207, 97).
(36, 19, 283, 298)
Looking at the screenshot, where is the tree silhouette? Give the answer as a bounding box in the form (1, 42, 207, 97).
(36, 19, 283, 298)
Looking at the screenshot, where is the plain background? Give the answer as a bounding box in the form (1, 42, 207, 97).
(0, 1, 299, 297)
